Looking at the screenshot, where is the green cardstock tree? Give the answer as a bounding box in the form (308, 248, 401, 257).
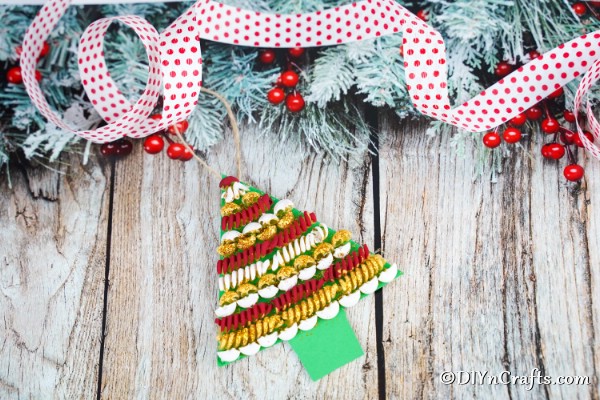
(214, 176, 401, 380)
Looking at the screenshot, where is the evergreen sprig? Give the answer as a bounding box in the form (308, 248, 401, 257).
(0, 0, 597, 172)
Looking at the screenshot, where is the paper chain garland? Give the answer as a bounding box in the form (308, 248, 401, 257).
(19, 0, 600, 160)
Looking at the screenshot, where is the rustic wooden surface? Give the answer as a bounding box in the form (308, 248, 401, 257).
(0, 155, 110, 399)
(1, 115, 599, 399)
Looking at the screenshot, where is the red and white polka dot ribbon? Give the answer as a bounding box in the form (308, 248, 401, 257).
(574, 58, 600, 158)
(19, 0, 600, 158)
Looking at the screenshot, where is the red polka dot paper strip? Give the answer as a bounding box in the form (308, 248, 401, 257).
(19, 0, 600, 158)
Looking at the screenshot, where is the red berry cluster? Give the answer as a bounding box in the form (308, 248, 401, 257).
(258, 48, 306, 113)
(100, 138, 133, 157)
(5, 42, 49, 85)
(483, 53, 591, 182)
(100, 114, 194, 161)
(571, 1, 600, 18)
(142, 114, 194, 161)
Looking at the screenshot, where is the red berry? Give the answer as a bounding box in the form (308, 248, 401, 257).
(528, 50, 541, 60)
(416, 9, 429, 21)
(39, 42, 50, 57)
(549, 143, 566, 159)
(574, 131, 594, 147)
(495, 61, 513, 77)
(541, 118, 560, 134)
(267, 87, 286, 104)
(167, 120, 189, 135)
(167, 143, 185, 159)
(114, 139, 133, 156)
(564, 164, 584, 181)
(563, 110, 576, 123)
(100, 142, 117, 157)
(510, 113, 527, 126)
(35, 70, 42, 82)
(286, 92, 305, 113)
(258, 50, 276, 64)
(503, 127, 522, 143)
(572, 2, 587, 16)
(541, 143, 565, 160)
(399, 45, 404, 57)
(561, 130, 576, 145)
(15, 45, 22, 58)
(180, 146, 195, 161)
(288, 47, 305, 58)
(150, 113, 162, 121)
(547, 87, 564, 99)
(482, 132, 501, 148)
(584, 131, 595, 143)
(6, 66, 23, 84)
(541, 144, 551, 158)
(526, 106, 543, 121)
(280, 71, 299, 88)
(143, 135, 165, 154)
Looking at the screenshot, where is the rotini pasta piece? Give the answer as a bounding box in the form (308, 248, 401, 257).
(218, 315, 283, 350)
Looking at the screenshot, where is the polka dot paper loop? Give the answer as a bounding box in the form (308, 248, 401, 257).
(19, 0, 600, 161)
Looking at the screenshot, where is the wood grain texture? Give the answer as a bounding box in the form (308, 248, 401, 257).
(101, 121, 379, 399)
(2, 117, 600, 399)
(378, 115, 600, 399)
(0, 155, 110, 399)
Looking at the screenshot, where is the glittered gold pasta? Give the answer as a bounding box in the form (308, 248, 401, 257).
(277, 210, 295, 229)
(218, 315, 284, 350)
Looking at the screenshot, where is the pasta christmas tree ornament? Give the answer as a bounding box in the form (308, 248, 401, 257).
(159, 94, 401, 380)
(214, 176, 401, 380)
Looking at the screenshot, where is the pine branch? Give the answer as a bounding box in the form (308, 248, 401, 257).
(0, 0, 597, 177)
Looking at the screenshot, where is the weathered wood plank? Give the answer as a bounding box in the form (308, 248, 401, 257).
(527, 137, 599, 400)
(379, 115, 599, 399)
(101, 120, 380, 399)
(0, 155, 110, 399)
(584, 154, 600, 397)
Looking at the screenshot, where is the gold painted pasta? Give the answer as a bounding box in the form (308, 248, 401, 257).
(217, 242, 237, 257)
(237, 283, 257, 297)
(236, 234, 256, 250)
(277, 210, 295, 229)
(277, 266, 297, 280)
(219, 290, 239, 306)
(332, 229, 352, 246)
(258, 273, 277, 289)
(294, 255, 315, 270)
(257, 224, 277, 241)
(313, 243, 333, 260)
(221, 202, 241, 217)
(335, 255, 386, 296)
(242, 191, 261, 207)
(218, 283, 347, 350)
(218, 315, 284, 350)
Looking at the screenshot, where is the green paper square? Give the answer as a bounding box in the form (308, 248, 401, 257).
(289, 309, 364, 381)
